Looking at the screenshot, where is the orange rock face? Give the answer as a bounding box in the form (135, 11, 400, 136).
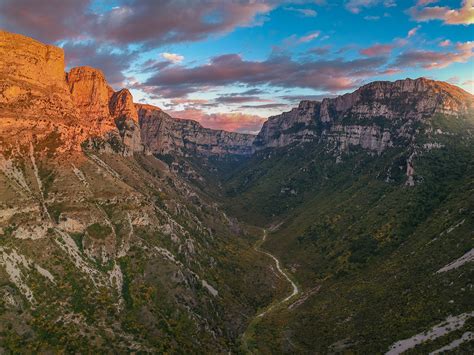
(0, 30, 67, 91)
(0, 30, 143, 155)
(67, 67, 114, 121)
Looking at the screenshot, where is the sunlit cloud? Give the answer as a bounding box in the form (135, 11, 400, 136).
(161, 52, 184, 63)
(408, 0, 474, 25)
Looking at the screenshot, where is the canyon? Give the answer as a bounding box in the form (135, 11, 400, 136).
(0, 29, 473, 353)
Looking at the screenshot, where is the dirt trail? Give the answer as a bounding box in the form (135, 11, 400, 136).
(241, 229, 300, 351)
(255, 229, 299, 317)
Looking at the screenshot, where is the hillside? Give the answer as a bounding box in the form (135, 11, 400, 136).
(0, 30, 287, 352)
(220, 79, 474, 352)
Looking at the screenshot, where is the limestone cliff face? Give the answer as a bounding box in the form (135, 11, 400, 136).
(0, 30, 145, 155)
(137, 104, 255, 157)
(67, 67, 115, 128)
(109, 89, 143, 155)
(0, 30, 75, 119)
(255, 78, 474, 153)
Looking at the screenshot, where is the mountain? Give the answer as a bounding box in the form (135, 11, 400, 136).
(221, 78, 474, 352)
(254, 78, 473, 152)
(0, 30, 287, 352)
(1, 29, 474, 354)
(137, 103, 255, 157)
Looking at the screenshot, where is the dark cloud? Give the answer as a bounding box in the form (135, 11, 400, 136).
(0, 0, 279, 47)
(0, 0, 93, 43)
(92, 0, 276, 48)
(360, 43, 394, 56)
(143, 53, 388, 98)
(394, 42, 474, 69)
(307, 45, 332, 56)
(239, 103, 290, 109)
(63, 41, 137, 87)
(139, 59, 172, 73)
(215, 95, 271, 104)
(0, 0, 281, 85)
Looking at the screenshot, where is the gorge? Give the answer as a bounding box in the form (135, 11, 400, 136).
(0, 29, 473, 353)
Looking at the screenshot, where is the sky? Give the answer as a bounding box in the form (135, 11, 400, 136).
(0, 0, 473, 134)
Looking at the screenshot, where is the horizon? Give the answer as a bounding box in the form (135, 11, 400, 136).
(0, 0, 472, 134)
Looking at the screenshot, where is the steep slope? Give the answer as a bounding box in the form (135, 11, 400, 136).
(222, 80, 474, 353)
(0, 30, 287, 352)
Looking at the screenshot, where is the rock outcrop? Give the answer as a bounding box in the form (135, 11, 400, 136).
(255, 78, 474, 153)
(137, 104, 255, 157)
(109, 89, 143, 155)
(67, 67, 115, 129)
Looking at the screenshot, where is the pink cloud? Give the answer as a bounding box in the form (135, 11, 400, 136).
(439, 39, 452, 47)
(360, 43, 395, 56)
(298, 31, 321, 43)
(168, 108, 266, 134)
(408, 0, 474, 25)
(345, 0, 396, 14)
(395, 41, 474, 69)
(142, 53, 388, 98)
(407, 26, 421, 38)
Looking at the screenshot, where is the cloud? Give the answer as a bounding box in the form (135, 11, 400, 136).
(285, 7, 317, 17)
(394, 41, 474, 69)
(161, 52, 184, 63)
(439, 39, 452, 47)
(408, 0, 474, 25)
(63, 41, 136, 87)
(298, 31, 321, 43)
(360, 43, 394, 56)
(308, 45, 332, 56)
(215, 95, 272, 104)
(141, 53, 388, 98)
(280, 94, 337, 102)
(0, 0, 278, 47)
(407, 26, 421, 38)
(364, 15, 381, 20)
(239, 103, 290, 109)
(168, 108, 266, 134)
(0, 0, 93, 42)
(94, 0, 275, 48)
(345, 0, 396, 14)
(417, 0, 439, 5)
(447, 76, 460, 84)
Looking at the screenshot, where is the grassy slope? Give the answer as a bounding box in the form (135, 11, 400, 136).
(0, 142, 288, 352)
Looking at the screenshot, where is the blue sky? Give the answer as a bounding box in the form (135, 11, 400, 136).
(0, 0, 472, 133)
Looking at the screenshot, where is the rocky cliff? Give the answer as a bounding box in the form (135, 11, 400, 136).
(1, 29, 255, 159)
(255, 78, 474, 153)
(137, 104, 255, 156)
